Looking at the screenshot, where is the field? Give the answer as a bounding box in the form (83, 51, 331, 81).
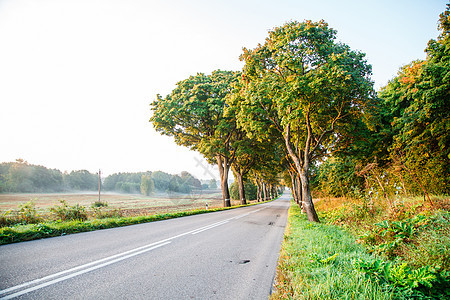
(0, 190, 227, 216)
(0, 191, 269, 245)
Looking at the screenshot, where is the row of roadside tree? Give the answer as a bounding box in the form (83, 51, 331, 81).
(150, 9, 449, 221)
(150, 20, 374, 220)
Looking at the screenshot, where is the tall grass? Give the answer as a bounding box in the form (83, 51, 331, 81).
(315, 195, 450, 270)
(300, 193, 450, 299)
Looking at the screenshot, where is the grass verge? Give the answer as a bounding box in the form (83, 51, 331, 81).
(272, 201, 450, 299)
(273, 202, 393, 300)
(0, 200, 273, 245)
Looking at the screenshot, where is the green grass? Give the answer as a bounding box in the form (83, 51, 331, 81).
(0, 200, 273, 245)
(272, 202, 395, 300)
(272, 201, 450, 299)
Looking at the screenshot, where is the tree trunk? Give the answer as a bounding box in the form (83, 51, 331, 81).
(284, 122, 319, 222)
(266, 184, 271, 200)
(262, 182, 267, 201)
(222, 164, 231, 207)
(296, 173, 304, 212)
(217, 155, 231, 207)
(290, 172, 299, 204)
(258, 179, 263, 201)
(235, 171, 246, 205)
(299, 168, 319, 222)
(399, 172, 408, 196)
(255, 177, 261, 202)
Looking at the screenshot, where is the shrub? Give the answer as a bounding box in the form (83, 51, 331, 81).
(50, 200, 87, 221)
(92, 207, 123, 219)
(273, 201, 450, 299)
(0, 210, 17, 227)
(0, 202, 260, 245)
(0, 200, 42, 226)
(91, 200, 108, 208)
(354, 258, 450, 299)
(402, 212, 450, 272)
(18, 200, 42, 224)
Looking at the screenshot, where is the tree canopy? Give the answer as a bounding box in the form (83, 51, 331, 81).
(151, 70, 244, 206)
(236, 20, 376, 221)
(0, 160, 97, 193)
(377, 5, 450, 195)
(313, 5, 449, 203)
(149, 9, 448, 220)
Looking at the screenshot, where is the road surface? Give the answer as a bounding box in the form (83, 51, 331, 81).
(0, 192, 291, 299)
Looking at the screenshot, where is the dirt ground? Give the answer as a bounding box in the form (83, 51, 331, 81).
(0, 191, 228, 216)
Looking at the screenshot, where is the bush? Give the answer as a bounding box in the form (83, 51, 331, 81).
(0, 200, 43, 226)
(354, 258, 450, 299)
(50, 200, 88, 221)
(0, 210, 17, 227)
(18, 200, 42, 224)
(92, 207, 123, 219)
(0, 201, 263, 245)
(91, 200, 108, 208)
(402, 212, 450, 272)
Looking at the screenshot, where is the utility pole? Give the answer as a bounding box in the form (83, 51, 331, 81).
(98, 169, 101, 202)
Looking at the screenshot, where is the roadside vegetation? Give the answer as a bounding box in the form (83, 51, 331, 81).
(271, 7, 449, 299)
(1, 4, 448, 299)
(0, 194, 280, 245)
(272, 195, 449, 299)
(272, 204, 393, 300)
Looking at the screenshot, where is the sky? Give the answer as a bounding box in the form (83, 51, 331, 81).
(0, 0, 447, 180)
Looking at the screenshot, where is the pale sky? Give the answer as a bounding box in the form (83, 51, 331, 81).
(0, 0, 446, 179)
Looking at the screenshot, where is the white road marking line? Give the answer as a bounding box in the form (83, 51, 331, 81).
(190, 220, 230, 235)
(233, 213, 250, 219)
(0, 242, 171, 300)
(0, 204, 268, 299)
(0, 239, 170, 296)
(233, 206, 267, 219)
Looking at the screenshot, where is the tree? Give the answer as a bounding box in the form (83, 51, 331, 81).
(64, 170, 98, 191)
(140, 174, 154, 196)
(227, 77, 287, 204)
(103, 172, 143, 193)
(208, 178, 217, 189)
(150, 70, 241, 207)
(226, 127, 269, 205)
(282, 155, 303, 207)
(151, 171, 171, 191)
(313, 156, 363, 198)
(0, 160, 65, 193)
(379, 5, 450, 195)
(180, 171, 202, 191)
(240, 20, 375, 222)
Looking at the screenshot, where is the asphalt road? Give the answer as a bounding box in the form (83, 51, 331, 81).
(0, 191, 291, 299)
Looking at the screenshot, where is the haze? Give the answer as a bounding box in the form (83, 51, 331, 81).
(0, 0, 445, 179)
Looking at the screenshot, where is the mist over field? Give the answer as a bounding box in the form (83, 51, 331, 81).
(0, 159, 219, 193)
